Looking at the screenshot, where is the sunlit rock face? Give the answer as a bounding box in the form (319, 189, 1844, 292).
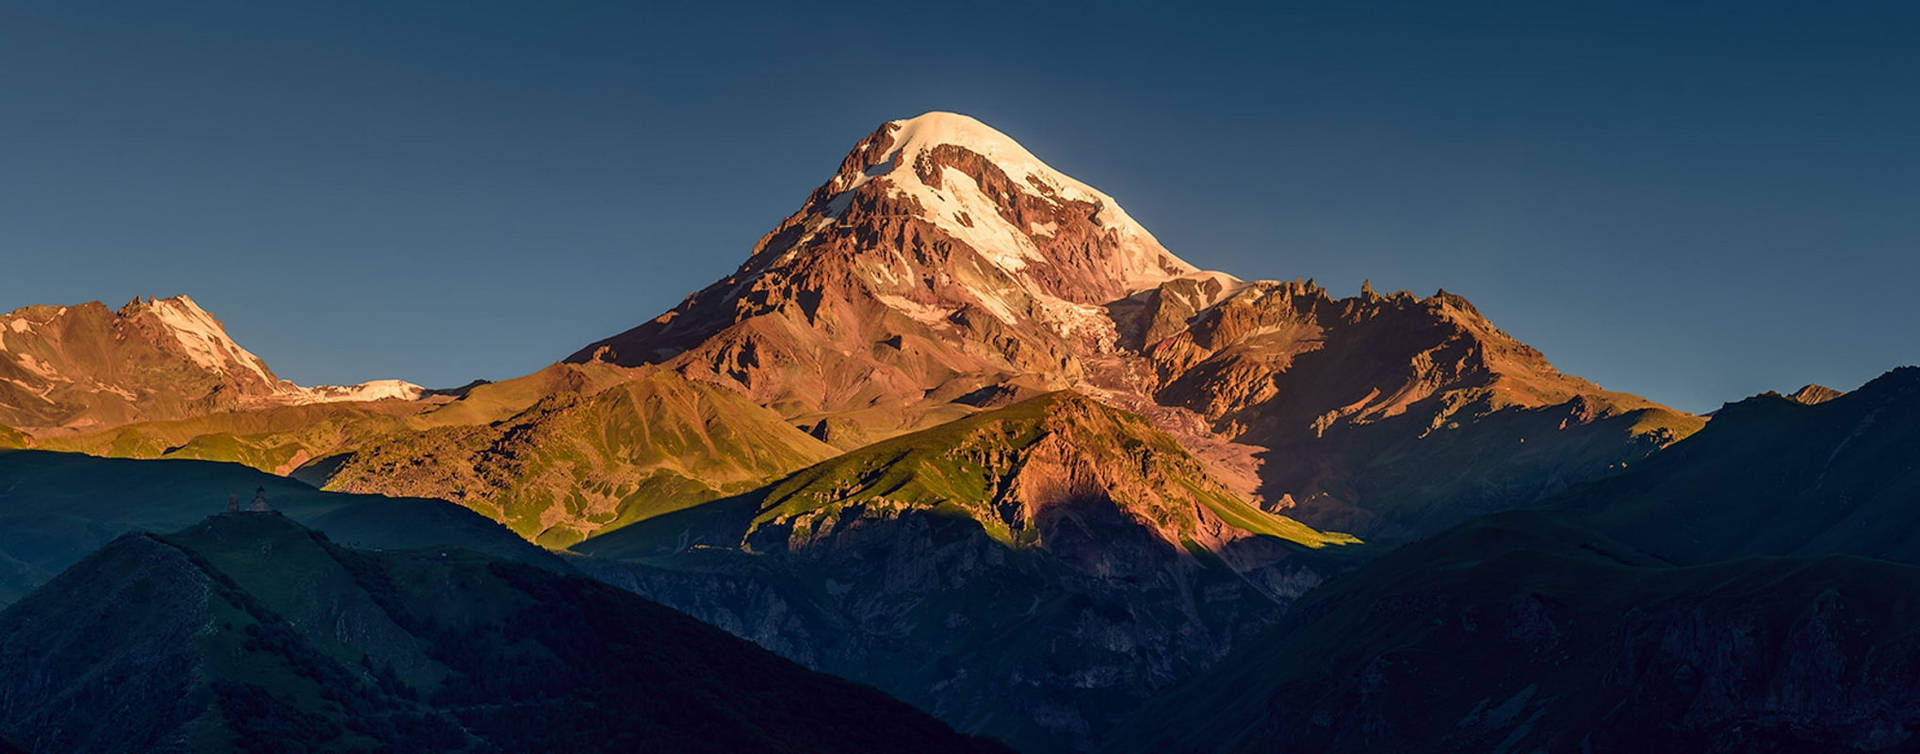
(0, 295, 421, 434)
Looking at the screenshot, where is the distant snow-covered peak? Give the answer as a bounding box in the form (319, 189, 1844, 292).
(135, 294, 425, 406)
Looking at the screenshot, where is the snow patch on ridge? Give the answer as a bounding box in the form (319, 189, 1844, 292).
(874, 294, 957, 326)
(148, 295, 278, 384)
(297, 379, 427, 403)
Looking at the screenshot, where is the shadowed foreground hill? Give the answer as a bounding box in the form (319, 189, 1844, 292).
(578, 392, 1365, 753)
(1552, 367, 1920, 564)
(0, 514, 1009, 754)
(0, 450, 558, 607)
(1115, 368, 1920, 754)
(1117, 513, 1920, 754)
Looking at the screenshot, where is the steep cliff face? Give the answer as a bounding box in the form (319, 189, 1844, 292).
(0, 296, 423, 435)
(567, 111, 1699, 539)
(577, 393, 1362, 753)
(0, 515, 1009, 754)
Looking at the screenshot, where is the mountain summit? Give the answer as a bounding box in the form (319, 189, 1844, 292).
(567, 112, 1216, 445)
(797, 111, 1198, 299)
(573, 111, 1198, 365)
(0, 296, 424, 434)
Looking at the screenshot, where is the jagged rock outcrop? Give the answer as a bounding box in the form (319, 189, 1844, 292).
(1788, 383, 1844, 405)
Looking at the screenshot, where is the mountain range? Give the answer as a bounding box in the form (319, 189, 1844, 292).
(0, 111, 1911, 753)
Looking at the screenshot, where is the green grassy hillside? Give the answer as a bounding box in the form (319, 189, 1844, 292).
(29, 365, 838, 549)
(33, 400, 426, 474)
(587, 391, 1354, 559)
(752, 390, 1356, 549)
(324, 370, 839, 547)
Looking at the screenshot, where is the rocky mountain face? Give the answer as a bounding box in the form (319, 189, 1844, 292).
(1115, 367, 1920, 754)
(575, 392, 1364, 753)
(566, 111, 1699, 539)
(1129, 279, 1700, 537)
(0, 296, 423, 435)
(1788, 383, 1845, 405)
(570, 113, 1199, 449)
(0, 514, 1009, 754)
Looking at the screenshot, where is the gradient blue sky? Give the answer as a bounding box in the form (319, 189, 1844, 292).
(2, 1, 1914, 412)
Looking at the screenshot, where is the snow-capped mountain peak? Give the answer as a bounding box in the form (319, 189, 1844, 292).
(816, 111, 1198, 295)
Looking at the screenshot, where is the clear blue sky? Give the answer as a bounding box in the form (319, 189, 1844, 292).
(2, 1, 1914, 412)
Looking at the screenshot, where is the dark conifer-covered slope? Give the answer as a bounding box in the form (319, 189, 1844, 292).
(0, 514, 1009, 754)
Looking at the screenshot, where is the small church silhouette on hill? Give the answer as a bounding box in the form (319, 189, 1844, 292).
(224, 487, 274, 514)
